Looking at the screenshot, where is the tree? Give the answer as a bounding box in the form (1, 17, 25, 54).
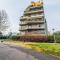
(0, 10, 9, 33)
(0, 32, 2, 36)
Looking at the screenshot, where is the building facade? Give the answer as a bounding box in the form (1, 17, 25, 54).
(20, 1, 48, 35)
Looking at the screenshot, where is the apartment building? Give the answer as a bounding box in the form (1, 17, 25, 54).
(20, 1, 48, 35)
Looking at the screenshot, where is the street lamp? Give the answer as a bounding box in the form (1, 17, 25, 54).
(52, 29, 56, 43)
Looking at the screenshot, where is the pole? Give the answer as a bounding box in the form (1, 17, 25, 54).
(52, 29, 56, 43)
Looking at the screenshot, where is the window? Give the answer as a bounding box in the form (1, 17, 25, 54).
(39, 24, 40, 27)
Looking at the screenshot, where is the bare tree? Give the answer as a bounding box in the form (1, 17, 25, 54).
(0, 10, 9, 33)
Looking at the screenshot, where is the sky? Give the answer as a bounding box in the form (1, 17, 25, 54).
(0, 0, 60, 34)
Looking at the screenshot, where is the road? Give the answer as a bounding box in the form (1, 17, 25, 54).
(0, 43, 60, 60)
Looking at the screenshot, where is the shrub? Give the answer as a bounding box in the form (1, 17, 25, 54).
(0, 36, 8, 39)
(47, 35, 60, 43)
(47, 35, 54, 43)
(17, 35, 48, 42)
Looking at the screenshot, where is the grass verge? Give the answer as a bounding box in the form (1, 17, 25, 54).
(3, 40, 60, 57)
(25, 43, 60, 57)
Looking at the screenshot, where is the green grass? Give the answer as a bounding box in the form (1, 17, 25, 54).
(27, 43, 60, 57)
(4, 40, 60, 57)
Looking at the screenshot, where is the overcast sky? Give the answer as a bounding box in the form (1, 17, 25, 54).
(0, 0, 60, 33)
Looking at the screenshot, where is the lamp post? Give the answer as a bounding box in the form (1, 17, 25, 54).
(52, 29, 56, 43)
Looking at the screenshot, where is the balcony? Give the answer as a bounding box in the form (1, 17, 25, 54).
(24, 10, 43, 14)
(20, 20, 44, 25)
(27, 21, 44, 24)
(20, 26, 45, 31)
(19, 29, 27, 31)
(20, 16, 30, 19)
(28, 27, 45, 30)
(20, 23, 27, 26)
(20, 15, 44, 20)
(31, 14, 44, 18)
(30, 5, 43, 9)
(20, 27, 28, 31)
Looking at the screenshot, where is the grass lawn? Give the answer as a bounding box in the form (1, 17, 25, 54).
(25, 43, 60, 57)
(3, 40, 60, 57)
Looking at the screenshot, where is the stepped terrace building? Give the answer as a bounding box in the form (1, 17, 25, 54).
(20, 1, 48, 35)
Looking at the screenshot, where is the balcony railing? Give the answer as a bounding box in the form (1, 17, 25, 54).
(28, 27, 45, 29)
(20, 16, 29, 19)
(20, 15, 43, 19)
(20, 26, 45, 30)
(20, 20, 44, 25)
(30, 5, 43, 9)
(24, 10, 43, 14)
(31, 14, 44, 17)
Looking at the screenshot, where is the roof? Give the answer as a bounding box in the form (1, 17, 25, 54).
(31, 1, 43, 7)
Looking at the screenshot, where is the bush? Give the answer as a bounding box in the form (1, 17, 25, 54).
(11, 36, 18, 40)
(55, 35, 60, 43)
(0, 36, 8, 39)
(16, 35, 48, 42)
(47, 35, 54, 43)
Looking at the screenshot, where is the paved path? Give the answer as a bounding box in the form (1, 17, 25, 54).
(0, 43, 60, 60)
(0, 43, 37, 60)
